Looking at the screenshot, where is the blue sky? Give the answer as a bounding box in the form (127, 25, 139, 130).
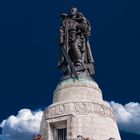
(0, 0, 140, 139)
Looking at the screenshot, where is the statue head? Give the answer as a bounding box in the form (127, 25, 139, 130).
(70, 7, 78, 16)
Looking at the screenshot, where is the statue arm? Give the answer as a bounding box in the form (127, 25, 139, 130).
(59, 25, 64, 46)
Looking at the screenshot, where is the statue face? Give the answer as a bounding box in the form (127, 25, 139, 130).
(70, 7, 78, 16)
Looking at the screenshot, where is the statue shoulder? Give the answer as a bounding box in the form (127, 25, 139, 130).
(76, 12, 85, 20)
(77, 12, 85, 17)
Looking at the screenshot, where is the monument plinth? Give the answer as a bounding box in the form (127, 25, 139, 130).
(40, 78, 121, 140)
(39, 7, 121, 140)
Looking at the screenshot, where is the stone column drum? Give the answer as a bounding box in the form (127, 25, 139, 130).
(40, 78, 121, 140)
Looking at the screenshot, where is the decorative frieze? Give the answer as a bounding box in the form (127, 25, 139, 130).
(45, 102, 115, 121)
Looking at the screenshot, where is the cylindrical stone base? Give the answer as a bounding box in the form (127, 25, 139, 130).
(40, 78, 121, 140)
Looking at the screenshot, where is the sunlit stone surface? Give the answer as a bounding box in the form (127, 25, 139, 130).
(40, 78, 121, 140)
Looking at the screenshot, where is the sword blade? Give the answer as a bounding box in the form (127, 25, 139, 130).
(61, 46, 78, 79)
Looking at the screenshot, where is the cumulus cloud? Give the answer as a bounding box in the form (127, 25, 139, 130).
(0, 102, 140, 140)
(0, 109, 43, 140)
(110, 101, 140, 134)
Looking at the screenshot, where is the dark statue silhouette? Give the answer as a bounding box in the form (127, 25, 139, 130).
(58, 7, 95, 79)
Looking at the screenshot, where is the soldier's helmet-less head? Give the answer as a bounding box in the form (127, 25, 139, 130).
(70, 7, 78, 16)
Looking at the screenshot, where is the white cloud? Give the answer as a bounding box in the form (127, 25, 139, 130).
(0, 101, 140, 140)
(0, 109, 43, 140)
(110, 101, 140, 134)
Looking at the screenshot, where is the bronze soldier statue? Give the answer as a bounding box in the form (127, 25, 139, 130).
(58, 7, 95, 79)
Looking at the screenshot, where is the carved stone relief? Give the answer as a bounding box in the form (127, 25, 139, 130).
(45, 102, 115, 121)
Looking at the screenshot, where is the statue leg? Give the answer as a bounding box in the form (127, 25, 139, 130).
(72, 37, 83, 66)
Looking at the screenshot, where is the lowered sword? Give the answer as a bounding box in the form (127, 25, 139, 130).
(61, 45, 78, 80)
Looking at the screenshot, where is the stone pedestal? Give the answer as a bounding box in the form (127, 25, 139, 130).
(40, 78, 121, 140)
